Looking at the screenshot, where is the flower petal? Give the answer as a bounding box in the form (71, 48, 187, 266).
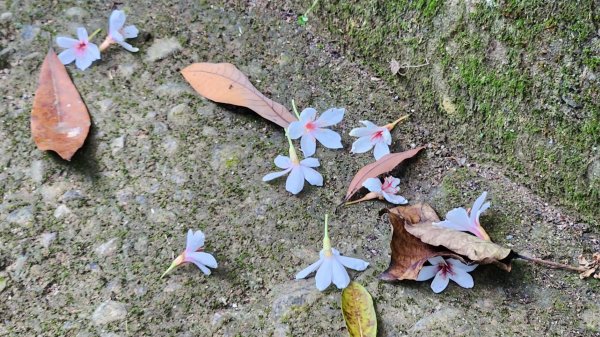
(117, 40, 139, 52)
(301, 166, 323, 186)
(349, 126, 374, 137)
(56, 36, 78, 48)
(449, 269, 474, 289)
(416, 265, 439, 281)
(350, 136, 374, 154)
(382, 192, 408, 204)
(122, 25, 139, 39)
(186, 229, 205, 252)
(87, 43, 101, 60)
(109, 10, 126, 32)
(262, 169, 290, 182)
(360, 120, 378, 129)
(431, 271, 450, 293)
(76, 27, 88, 41)
(274, 155, 292, 169)
(314, 129, 343, 149)
(470, 192, 487, 221)
(300, 157, 319, 168)
(427, 256, 445, 265)
(57, 49, 76, 65)
(336, 255, 369, 271)
(300, 134, 316, 157)
(285, 166, 305, 194)
(331, 260, 351, 289)
(74, 51, 94, 71)
(382, 128, 392, 145)
(315, 258, 333, 291)
(362, 178, 382, 193)
(295, 258, 324, 279)
(316, 107, 344, 127)
(448, 259, 478, 272)
(373, 141, 390, 160)
(385, 176, 401, 188)
(187, 252, 218, 269)
(444, 208, 471, 230)
(288, 121, 304, 139)
(299, 108, 317, 123)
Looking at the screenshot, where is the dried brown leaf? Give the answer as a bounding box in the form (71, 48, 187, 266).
(380, 203, 458, 281)
(578, 253, 600, 279)
(31, 49, 90, 160)
(181, 62, 296, 128)
(405, 221, 515, 271)
(344, 147, 425, 202)
(390, 59, 401, 75)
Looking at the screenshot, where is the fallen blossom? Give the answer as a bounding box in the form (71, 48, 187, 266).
(416, 256, 477, 293)
(295, 214, 369, 291)
(349, 116, 408, 160)
(288, 107, 344, 157)
(434, 191, 491, 241)
(262, 131, 323, 194)
(162, 229, 217, 277)
(100, 10, 139, 52)
(56, 27, 101, 71)
(362, 176, 408, 204)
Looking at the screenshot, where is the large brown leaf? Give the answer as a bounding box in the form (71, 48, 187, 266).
(344, 147, 425, 202)
(405, 220, 515, 271)
(181, 62, 296, 128)
(380, 203, 458, 281)
(31, 49, 91, 160)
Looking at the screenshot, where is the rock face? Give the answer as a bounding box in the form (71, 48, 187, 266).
(91, 301, 127, 325)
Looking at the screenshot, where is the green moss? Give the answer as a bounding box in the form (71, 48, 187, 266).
(316, 0, 599, 224)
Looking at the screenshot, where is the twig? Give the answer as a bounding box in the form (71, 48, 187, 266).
(517, 254, 586, 273)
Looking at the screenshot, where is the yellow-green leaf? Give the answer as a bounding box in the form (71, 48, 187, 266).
(341, 282, 377, 337)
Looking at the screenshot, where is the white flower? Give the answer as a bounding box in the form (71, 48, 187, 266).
(56, 27, 101, 71)
(162, 229, 218, 277)
(295, 215, 369, 291)
(434, 191, 491, 241)
(262, 132, 323, 194)
(349, 120, 392, 160)
(288, 107, 344, 157)
(100, 10, 139, 52)
(362, 176, 408, 204)
(416, 256, 478, 293)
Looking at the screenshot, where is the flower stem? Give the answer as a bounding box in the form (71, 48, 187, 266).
(385, 114, 410, 131)
(517, 254, 586, 272)
(291, 99, 301, 120)
(323, 214, 331, 252)
(285, 128, 299, 163)
(344, 192, 381, 206)
(88, 28, 102, 41)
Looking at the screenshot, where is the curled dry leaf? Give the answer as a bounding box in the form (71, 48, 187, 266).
(181, 62, 296, 128)
(380, 203, 459, 281)
(341, 282, 377, 337)
(344, 147, 425, 202)
(389, 59, 401, 75)
(578, 253, 600, 279)
(31, 49, 91, 160)
(405, 220, 515, 271)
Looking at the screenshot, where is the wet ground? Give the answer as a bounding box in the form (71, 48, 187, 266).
(0, 1, 599, 336)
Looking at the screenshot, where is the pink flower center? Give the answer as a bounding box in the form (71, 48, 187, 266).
(371, 130, 384, 141)
(76, 41, 88, 54)
(305, 121, 317, 132)
(382, 179, 398, 194)
(438, 262, 455, 278)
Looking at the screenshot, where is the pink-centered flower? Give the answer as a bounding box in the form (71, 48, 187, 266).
(162, 229, 218, 277)
(288, 107, 344, 157)
(349, 120, 393, 160)
(295, 215, 369, 291)
(362, 176, 408, 204)
(100, 10, 139, 52)
(416, 256, 477, 293)
(434, 191, 491, 241)
(56, 27, 101, 71)
(262, 132, 323, 195)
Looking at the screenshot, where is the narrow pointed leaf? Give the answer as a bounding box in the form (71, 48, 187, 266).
(181, 62, 296, 128)
(31, 49, 91, 160)
(345, 147, 425, 202)
(341, 282, 377, 337)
